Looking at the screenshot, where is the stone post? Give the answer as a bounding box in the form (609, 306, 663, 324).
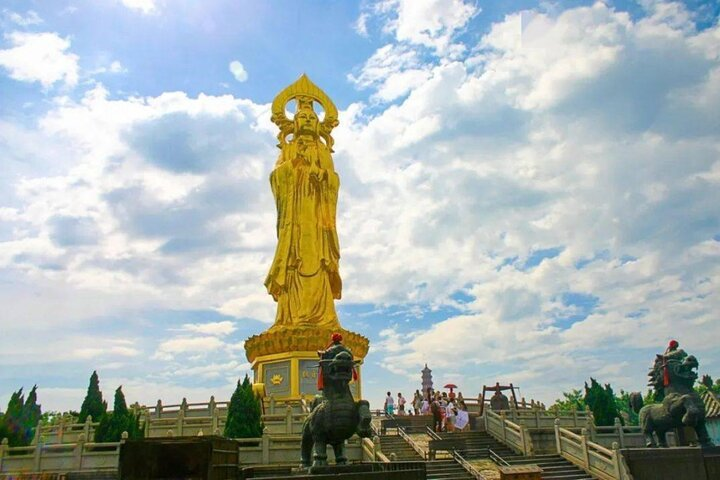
(285, 405, 293, 434)
(167, 430, 174, 437)
(176, 408, 184, 437)
(209, 395, 216, 416)
(611, 441, 621, 478)
(500, 411, 507, 444)
(0, 438, 7, 471)
(373, 435, 381, 460)
(84, 415, 93, 441)
(614, 417, 624, 448)
(269, 395, 276, 415)
(32, 420, 42, 445)
(211, 409, 219, 435)
(58, 419, 65, 444)
(571, 407, 578, 428)
(261, 428, 270, 464)
(155, 399, 163, 419)
(181, 397, 188, 416)
(74, 433, 85, 471)
(580, 428, 590, 470)
(534, 408, 541, 429)
(143, 410, 151, 437)
(33, 436, 42, 472)
(554, 419, 561, 455)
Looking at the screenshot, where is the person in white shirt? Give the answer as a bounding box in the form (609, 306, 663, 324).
(397, 392, 406, 415)
(445, 401, 456, 432)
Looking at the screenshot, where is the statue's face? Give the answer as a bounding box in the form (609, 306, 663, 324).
(295, 109, 318, 136)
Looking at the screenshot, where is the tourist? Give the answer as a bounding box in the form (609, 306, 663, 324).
(438, 392, 447, 432)
(455, 402, 470, 431)
(397, 392, 406, 415)
(444, 400, 455, 432)
(414, 390, 423, 414)
(421, 397, 430, 414)
(431, 395, 442, 432)
(384, 391, 395, 416)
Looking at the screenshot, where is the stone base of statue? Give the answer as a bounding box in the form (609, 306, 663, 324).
(245, 326, 369, 401)
(239, 462, 427, 479)
(621, 446, 720, 480)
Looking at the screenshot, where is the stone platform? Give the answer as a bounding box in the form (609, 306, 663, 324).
(621, 446, 720, 480)
(239, 462, 426, 479)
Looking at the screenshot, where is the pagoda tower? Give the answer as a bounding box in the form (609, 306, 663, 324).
(422, 364, 433, 396)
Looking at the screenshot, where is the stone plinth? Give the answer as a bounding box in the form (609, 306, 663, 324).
(245, 326, 369, 401)
(621, 446, 720, 480)
(498, 465, 543, 480)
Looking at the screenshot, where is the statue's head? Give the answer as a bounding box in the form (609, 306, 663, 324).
(294, 96, 319, 137)
(322, 350, 354, 383)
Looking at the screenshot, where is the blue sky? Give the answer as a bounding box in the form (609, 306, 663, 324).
(1, 0, 719, 412)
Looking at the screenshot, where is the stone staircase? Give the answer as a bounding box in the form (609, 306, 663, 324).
(377, 434, 475, 479)
(425, 459, 475, 480)
(436, 430, 517, 459)
(377, 434, 424, 461)
(503, 454, 594, 480)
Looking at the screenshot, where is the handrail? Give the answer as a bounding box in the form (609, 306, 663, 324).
(488, 448, 509, 467)
(397, 425, 426, 460)
(555, 420, 626, 480)
(425, 425, 441, 440)
(453, 449, 488, 480)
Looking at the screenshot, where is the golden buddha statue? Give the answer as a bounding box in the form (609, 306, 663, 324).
(244, 75, 368, 400)
(265, 77, 342, 330)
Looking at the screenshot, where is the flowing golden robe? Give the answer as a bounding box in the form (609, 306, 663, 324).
(265, 135, 342, 329)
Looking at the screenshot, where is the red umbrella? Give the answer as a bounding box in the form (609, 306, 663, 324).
(443, 383, 458, 392)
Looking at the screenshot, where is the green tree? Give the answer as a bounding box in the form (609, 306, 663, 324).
(549, 389, 586, 413)
(20, 385, 41, 444)
(584, 378, 622, 426)
(698, 374, 720, 396)
(224, 375, 263, 438)
(0, 387, 42, 446)
(79, 371, 106, 423)
(1, 389, 25, 446)
(94, 386, 143, 442)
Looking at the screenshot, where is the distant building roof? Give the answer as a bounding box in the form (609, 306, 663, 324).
(702, 391, 720, 419)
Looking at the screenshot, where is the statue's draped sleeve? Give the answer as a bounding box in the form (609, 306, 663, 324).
(265, 149, 294, 300)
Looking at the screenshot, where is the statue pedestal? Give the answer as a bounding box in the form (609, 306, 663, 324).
(245, 326, 369, 402)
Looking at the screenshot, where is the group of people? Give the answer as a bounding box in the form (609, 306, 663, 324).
(383, 389, 470, 432)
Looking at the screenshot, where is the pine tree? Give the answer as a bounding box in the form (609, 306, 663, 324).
(94, 386, 142, 442)
(1, 388, 27, 446)
(224, 375, 263, 438)
(79, 371, 106, 423)
(584, 378, 622, 426)
(20, 385, 41, 445)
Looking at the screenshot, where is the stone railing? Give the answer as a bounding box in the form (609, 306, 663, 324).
(144, 396, 229, 419)
(144, 402, 308, 437)
(484, 410, 533, 456)
(362, 436, 390, 463)
(0, 434, 123, 475)
(499, 408, 591, 429)
(588, 418, 644, 449)
(32, 417, 99, 445)
(555, 420, 629, 480)
(236, 434, 363, 465)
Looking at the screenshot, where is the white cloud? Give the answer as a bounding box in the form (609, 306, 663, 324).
(3, 9, 43, 26)
(0, 32, 79, 88)
(177, 321, 237, 336)
(120, 0, 158, 15)
(153, 337, 225, 360)
(229, 60, 248, 82)
(372, 0, 479, 54)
